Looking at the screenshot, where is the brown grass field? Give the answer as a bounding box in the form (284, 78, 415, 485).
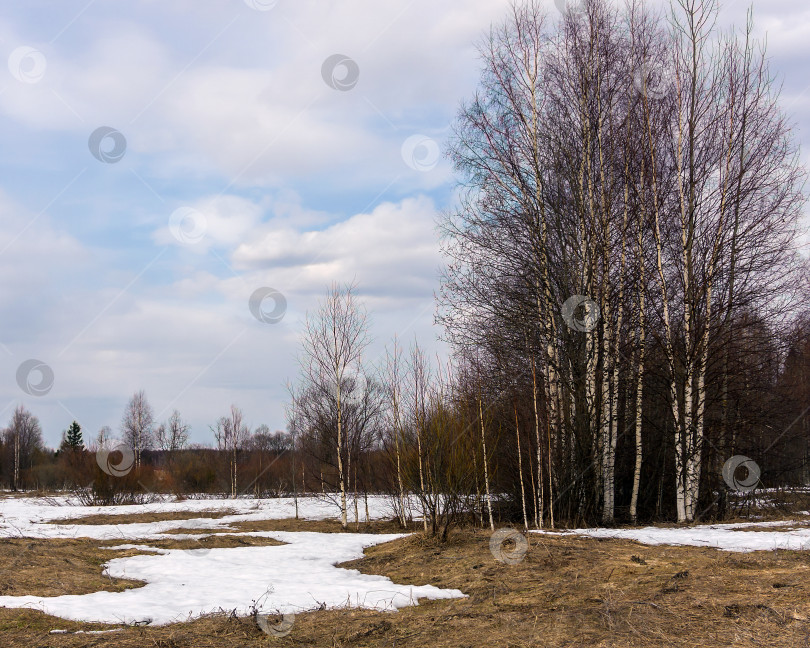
(44, 509, 237, 526)
(3, 509, 810, 647)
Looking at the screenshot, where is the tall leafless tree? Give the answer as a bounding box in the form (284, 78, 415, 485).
(212, 405, 249, 497)
(121, 390, 154, 469)
(4, 406, 43, 491)
(297, 281, 370, 529)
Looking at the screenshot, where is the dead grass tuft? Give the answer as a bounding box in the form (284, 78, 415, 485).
(0, 538, 144, 596)
(46, 509, 235, 526)
(226, 516, 413, 535)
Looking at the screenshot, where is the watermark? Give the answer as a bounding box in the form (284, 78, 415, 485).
(561, 295, 600, 332)
(401, 134, 440, 172)
(321, 54, 359, 91)
(332, 371, 367, 410)
(16, 359, 54, 396)
(244, 0, 278, 9)
(88, 126, 127, 164)
(249, 287, 287, 324)
(169, 206, 207, 245)
(632, 62, 676, 101)
(8, 46, 47, 84)
(490, 528, 528, 565)
(741, 145, 754, 174)
(554, 0, 587, 16)
(722, 455, 760, 493)
(256, 612, 295, 638)
(96, 440, 135, 477)
(189, 536, 212, 557)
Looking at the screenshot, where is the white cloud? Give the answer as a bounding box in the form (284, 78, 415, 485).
(232, 195, 442, 298)
(153, 194, 263, 251)
(0, 188, 444, 445)
(0, 1, 512, 186)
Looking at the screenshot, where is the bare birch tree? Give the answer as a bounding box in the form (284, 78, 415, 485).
(212, 405, 249, 497)
(121, 390, 154, 469)
(298, 281, 370, 529)
(4, 406, 43, 491)
(381, 335, 408, 527)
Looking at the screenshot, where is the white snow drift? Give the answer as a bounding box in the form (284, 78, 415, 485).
(0, 494, 405, 541)
(0, 495, 461, 626)
(0, 530, 463, 625)
(535, 519, 810, 552)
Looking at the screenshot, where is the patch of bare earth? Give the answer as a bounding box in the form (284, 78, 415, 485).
(0, 538, 144, 597)
(144, 535, 284, 551)
(45, 509, 235, 526)
(3, 525, 810, 646)
(227, 517, 415, 534)
(0, 535, 284, 599)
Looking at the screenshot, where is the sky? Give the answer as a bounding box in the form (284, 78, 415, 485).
(0, 0, 808, 448)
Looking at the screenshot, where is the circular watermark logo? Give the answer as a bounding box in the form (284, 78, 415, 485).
(490, 528, 528, 565)
(632, 62, 676, 101)
(244, 0, 278, 9)
(401, 134, 440, 172)
(96, 440, 135, 477)
(16, 359, 54, 396)
(561, 295, 600, 332)
(8, 46, 47, 84)
(169, 206, 207, 245)
(722, 455, 760, 493)
(88, 126, 127, 164)
(554, 0, 587, 16)
(741, 145, 754, 174)
(256, 612, 295, 637)
(189, 537, 212, 557)
(249, 287, 287, 324)
(321, 54, 359, 91)
(332, 372, 367, 410)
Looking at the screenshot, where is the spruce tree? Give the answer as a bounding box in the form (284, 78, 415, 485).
(64, 420, 83, 451)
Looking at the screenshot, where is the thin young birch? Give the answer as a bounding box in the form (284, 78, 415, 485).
(514, 402, 529, 530)
(299, 282, 370, 529)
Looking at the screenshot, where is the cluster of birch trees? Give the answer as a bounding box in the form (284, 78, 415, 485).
(290, 282, 491, 537)
(287, 0, 807, 531)
(438, 0, 807, 524)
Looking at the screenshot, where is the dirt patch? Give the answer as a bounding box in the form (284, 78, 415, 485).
(139, 535, 285, 552)
(0, 538, 144, 597)
(0, 536, 285, 599)
(227, 516, 413, 535)
(46, 509, 235, 526)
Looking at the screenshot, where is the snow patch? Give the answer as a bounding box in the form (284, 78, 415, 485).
(534, 520, 810, 552)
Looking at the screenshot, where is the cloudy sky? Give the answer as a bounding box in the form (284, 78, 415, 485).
(1, 0, 808, 447)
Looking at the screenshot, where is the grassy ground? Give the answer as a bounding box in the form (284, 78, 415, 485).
(3, 510, 810, 646)
(0, 534, 284, 598)
(44, 509, 237, 526)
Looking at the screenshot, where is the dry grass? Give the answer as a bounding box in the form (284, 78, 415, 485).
(227, 516, 415, 535)
(0, 535, 284, 598)
(0, 538, 144, 597)
(45, 509, 235, 526)
(45, 509, 412, 534)
(135, 535, 285, 552)
(4, 523, 810, 646)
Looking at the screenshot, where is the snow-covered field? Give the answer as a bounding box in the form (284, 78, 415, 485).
(0, 494, 403, 541)
(7, 493, 810, 627)
(535, 518, 810, 552)
(0, 494, 463, 626)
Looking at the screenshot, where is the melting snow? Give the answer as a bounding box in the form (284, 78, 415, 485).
(0, 494, 399, 541)
(0, 495, 462, 625)
(534, 520, 810, 552)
